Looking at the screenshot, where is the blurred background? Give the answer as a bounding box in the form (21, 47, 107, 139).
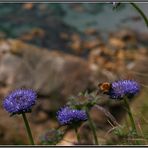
(0, 3, 148, 145)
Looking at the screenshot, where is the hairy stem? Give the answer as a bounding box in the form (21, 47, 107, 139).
(123, 98, 140, 144)
(22, 113, 35, 145)
(74, 127, 80, 144)
(86, 108, 99, 145)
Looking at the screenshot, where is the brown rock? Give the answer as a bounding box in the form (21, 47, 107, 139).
(84, 28, 98, 35)
(60, 32, 69, 40)
(22, 3, 34, 10)
(109, 38, 125, 49)
(114, 29, 137, 44)
(109, 29, 138, 49)
(31, 110, 49, 124)
(0, 39, 94, 98)
(69, 33, 83, 54)
(83, 38, 103, 49)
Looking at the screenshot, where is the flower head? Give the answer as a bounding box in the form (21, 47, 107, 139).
(40, 129, 63, 145)
(108, 80, 140, 99)
(3, 89, 37, 115)
(57, 106, 87, 126)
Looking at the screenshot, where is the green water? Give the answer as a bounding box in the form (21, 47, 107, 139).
(62, 3, 148, 33)
(0, 3, 147, 50)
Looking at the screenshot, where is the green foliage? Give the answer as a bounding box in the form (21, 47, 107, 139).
(67, 90, 99, 110)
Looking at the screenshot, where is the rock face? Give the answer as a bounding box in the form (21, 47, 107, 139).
(0, 39, 102, 145)
(0, 39, 95, 98)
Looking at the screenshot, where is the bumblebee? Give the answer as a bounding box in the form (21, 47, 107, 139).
(97, 82, 112, 94)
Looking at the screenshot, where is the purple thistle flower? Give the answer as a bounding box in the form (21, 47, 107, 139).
(3, 89, 37, 115)
(109, 80, 140, 99)
(57, 106, 87, 126)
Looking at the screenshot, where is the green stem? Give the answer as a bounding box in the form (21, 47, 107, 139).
(74, 127, 80, 144)
(123, 98, 137, 133)
(123, 98, 140, 144)
(22, 113, 35, 145)
(130, 2, 148, 27)
(86, 108, 99, 145)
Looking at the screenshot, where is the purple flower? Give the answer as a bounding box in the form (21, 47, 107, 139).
(57, 106, 87, 125)
(40, 129, 63, 145)
(109, 80, 140, 99)
(3, 89, 37, 115)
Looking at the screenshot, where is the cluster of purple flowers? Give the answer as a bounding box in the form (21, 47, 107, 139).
(2, 88, 88, 126)
(2, 79, 140, 127)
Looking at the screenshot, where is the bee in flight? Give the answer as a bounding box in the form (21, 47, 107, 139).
(97, 70, 148, 96)
(97, 82, 112, 95)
